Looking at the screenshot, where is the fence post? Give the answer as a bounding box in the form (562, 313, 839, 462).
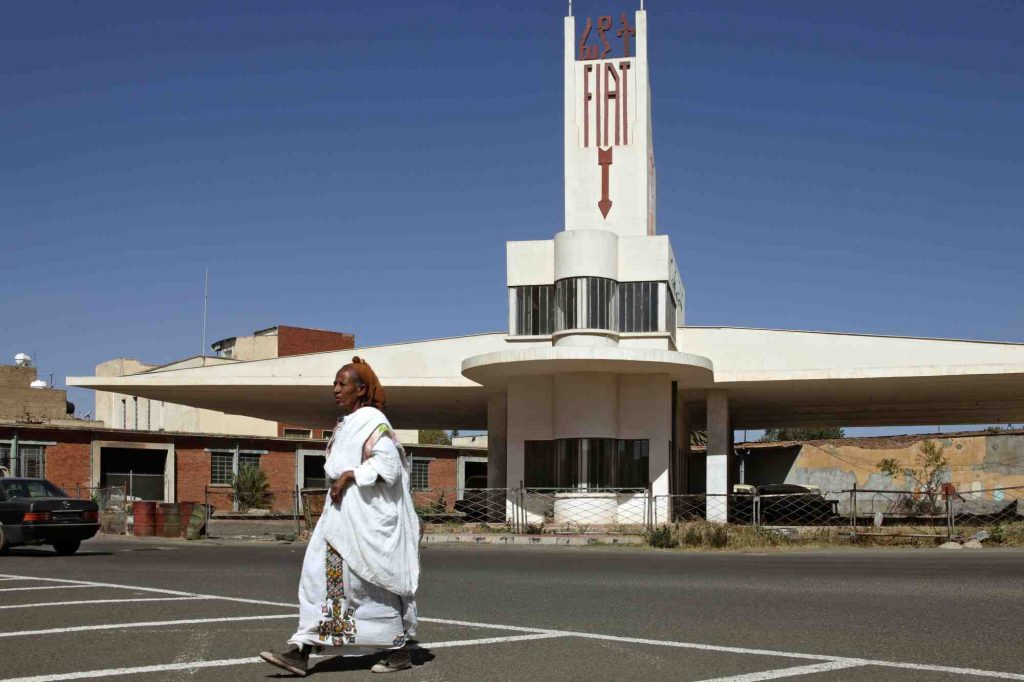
(946, 493, 954, 541)
(293, 485, 301, 538)
(850, 484, 857, 535)
(646, 485, 653, 532)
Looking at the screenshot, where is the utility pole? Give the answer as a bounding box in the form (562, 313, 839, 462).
(201, 268, 209, 366)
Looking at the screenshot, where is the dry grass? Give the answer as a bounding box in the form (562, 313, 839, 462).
(643, 520, 1024, 550)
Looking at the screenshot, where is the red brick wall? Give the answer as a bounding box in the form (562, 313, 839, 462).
(277, 325, 355, 357)
(176, 436, 298, 513)
(0, 427, 92, 497)
(43, 431, 92, 496)
(1, 425, 479, 515)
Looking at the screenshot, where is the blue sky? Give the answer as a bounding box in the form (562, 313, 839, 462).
(2, 1, 1021, 435)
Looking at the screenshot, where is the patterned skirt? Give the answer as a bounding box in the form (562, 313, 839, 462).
(288, 518, 416, 654)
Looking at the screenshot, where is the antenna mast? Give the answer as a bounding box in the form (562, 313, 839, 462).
(201, 268, 209, 366)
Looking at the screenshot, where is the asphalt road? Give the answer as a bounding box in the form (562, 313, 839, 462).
(1, 536, 1023, 681)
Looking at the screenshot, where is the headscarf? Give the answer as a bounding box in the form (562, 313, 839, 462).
(344, 356, 386, 411)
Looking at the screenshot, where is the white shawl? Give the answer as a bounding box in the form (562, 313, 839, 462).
(321, 406, 420, 597)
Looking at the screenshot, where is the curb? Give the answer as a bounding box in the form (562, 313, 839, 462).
(419, 533, 644, 546)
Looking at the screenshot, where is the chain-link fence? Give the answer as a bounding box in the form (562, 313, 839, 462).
(290, 484, 1024, 543)
(950, 485, 1024, 533)
(517, 488, 651, 534)
(73, 485, 129, 535)
(203, 487, 301, 540)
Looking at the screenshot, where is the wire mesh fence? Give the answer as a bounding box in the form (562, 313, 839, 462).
(950, 485, 1024, 531)
(274, 483, 1024, 543)
(517, 488, 651, 534)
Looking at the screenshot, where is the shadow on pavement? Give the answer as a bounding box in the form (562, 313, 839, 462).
(285, 644, 434, 677)
(1, 548, 114, 558)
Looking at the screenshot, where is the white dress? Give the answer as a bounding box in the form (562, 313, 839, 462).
(288, 407, 420, 654)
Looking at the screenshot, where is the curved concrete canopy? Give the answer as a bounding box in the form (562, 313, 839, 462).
(462, 346, 714, 387)
(69, 328, 1024, 431)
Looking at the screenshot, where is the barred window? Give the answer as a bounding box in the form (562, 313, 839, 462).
(411, 460, 430, 491)
(19, 446, 45, 479)
(555, 277, 617, 332)
(512, 285, 555, 335)
(0, 444, 10, 475)
(239, 453, 261, 471)
(618, 281, 659, 332)
(665, 284, 677, 332)
(211, 452, 233, 485)
(524, 438, 648, 489)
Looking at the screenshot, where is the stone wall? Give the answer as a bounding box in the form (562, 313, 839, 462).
(0, 365, 67, 422)
(742, 430, 1024, 494)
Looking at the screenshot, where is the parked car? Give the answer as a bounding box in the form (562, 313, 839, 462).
(0, 478, 100, 555)
(672, 484, 839, 525)
(733, 484, 839, 525)
(453, 475, 503, 523)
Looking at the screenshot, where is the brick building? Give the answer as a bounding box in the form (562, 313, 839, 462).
(0, 421, 485, 513)
(95, 325, 359, 439)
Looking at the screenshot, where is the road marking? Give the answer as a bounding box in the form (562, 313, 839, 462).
(0, 597, 203, 610)
(691, 661, 869, 681)
(0, 658, 261, 682)
(419, 617, 553, 635)
(422, 617, 1024, 680)
(0, 585, 96, 593)
(0, 634, 566, 681)
(423, 632, 564, 648)
(2, 574, 1022, 680)
(0, 573, 294, 608)
(0, 614, 296, 639)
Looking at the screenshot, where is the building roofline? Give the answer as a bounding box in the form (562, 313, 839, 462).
(0, 420, 486, 451)
(141, 331, 508, 369)
(682, 326, 1024, 347)
(722, 427, 1024, 452)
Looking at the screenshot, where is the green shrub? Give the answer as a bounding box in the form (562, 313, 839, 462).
(232, 465, 270, 511)
(646, 524, 678, 548)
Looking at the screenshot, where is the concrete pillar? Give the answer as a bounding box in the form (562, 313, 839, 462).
(706, 390, 732, 522)
(672, 390, 691, 496)
(486, 392, 508, 490)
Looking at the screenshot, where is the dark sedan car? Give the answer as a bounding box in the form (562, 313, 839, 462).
(0, 478, 100, 555)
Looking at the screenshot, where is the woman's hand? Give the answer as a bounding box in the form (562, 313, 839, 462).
(329, 471, 356, 505)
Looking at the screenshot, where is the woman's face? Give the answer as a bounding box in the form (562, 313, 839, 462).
(333, 367, 367, 416)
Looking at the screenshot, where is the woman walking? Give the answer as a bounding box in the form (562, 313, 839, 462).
(261, 357, 420, 676)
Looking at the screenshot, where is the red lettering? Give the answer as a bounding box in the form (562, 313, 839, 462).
(605, 63, 619, 147)
(619, 61, 630, 145)
(597, 16, 613, 59)
(583, 64, 594, 148)
(582, 61, 632, 148)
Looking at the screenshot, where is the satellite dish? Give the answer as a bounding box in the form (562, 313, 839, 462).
(14, 353, 32, 367)
(30, 379, 47, 389)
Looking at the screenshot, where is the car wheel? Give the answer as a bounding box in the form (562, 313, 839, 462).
(0, 525, 8, 555)
(53, 540, 81, 556)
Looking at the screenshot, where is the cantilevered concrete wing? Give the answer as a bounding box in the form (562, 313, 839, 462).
(69, 328, 1024, 431)
(679, 327, 1024, 429)
(69, 333, 513, 430)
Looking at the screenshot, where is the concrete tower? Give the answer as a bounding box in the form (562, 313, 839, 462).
(463, 9, 712, 519)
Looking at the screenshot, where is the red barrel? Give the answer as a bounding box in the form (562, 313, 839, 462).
(159, 503, 180, 538)
(133, 501, 156, 537)
(177, 502, 195, 538)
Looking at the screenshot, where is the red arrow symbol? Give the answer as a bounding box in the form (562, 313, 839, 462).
(598, 146, 613, 218)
